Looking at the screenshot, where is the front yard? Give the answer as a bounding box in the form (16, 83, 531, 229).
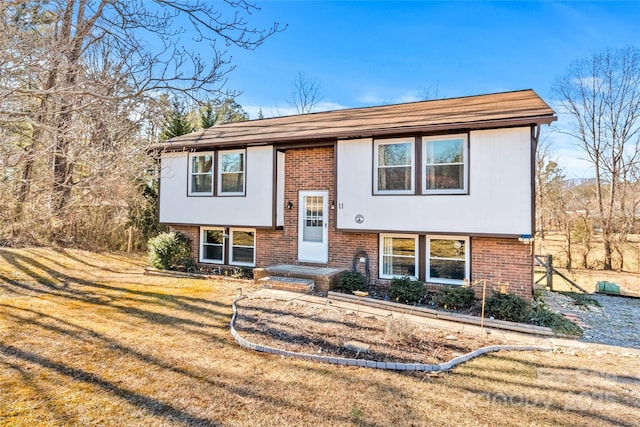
(1, 248, 638, 426)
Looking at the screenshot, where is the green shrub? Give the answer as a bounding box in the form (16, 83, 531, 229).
(147, 232, 190, 270)
(484, 292, 530, 323)
(389, 276, 426, 305)
(434, 286, 476, 309)
(336, 271, 367, 293)
(529, 305, 583, 336)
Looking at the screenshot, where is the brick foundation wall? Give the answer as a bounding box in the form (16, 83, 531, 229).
(470, 237, 533, 300)
(168, 225, 200, 260)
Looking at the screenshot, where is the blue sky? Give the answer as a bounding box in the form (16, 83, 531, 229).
(217, 1, 640, 178)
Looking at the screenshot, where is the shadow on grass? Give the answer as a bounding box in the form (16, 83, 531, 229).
(0, 249, 229, 327)
(0, 248, 394, 426)
(0, 343, 221, 427)
(446, 352, 640, 426)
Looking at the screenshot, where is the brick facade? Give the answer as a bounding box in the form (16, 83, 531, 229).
(470, 237, 534, 300)
(257, 146, 380, 277)
(168, 224, 200, 261)
(169, 145, 534, 300)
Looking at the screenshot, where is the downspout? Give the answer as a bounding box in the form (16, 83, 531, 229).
(530, 124, 541, 295)
(531, 124, 540, 237)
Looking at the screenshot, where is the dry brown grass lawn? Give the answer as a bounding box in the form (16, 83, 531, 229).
(1, 248, 639, 426)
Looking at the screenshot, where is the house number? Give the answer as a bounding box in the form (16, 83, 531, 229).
(355, 214, 365, 224)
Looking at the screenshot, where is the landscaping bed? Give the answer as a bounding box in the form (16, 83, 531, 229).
(234, 297, 504, 364)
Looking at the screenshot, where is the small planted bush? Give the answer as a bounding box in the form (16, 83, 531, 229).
(484, 292, 530, 323)
(529, 305, 583, 336)
(336, 271, 367, 293)
(389, 276, 426, 305)
(434, 286, 476, 309)
(147, 232, 190, 270)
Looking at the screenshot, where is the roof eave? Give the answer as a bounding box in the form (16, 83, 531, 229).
(152, 114, 557, 152)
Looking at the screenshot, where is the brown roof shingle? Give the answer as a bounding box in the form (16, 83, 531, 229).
(156, 89, 556, 150)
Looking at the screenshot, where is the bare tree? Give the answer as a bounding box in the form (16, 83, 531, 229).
(535, 137, 565, 239)
(289, 72, 321, 114)
(0, 0, 281, 246)
(553, 46, 640, 270)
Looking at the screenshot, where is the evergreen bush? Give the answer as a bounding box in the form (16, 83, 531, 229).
(389, 276, 426, 305)
(147, 232, 190, 270)
(484, 292, 531, 323)
(336, 271, 367, 293)
(433, 286, 476, 309)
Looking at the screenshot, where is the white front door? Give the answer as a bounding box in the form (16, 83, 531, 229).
(298, 191, 329, 263)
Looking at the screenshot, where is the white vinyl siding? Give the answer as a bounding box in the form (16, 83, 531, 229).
(159, 147, 274, 227)
(336, 129, 533, 235)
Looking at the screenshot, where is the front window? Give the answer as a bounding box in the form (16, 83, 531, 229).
(218, 150, 245, 195)
(189, 153, 213, 195)
(200, 228, 224, 263)
(423, 135, 467, 193)
(427, 236, 469, 284)
(374, 139, 414, 194)
(380, 234, 418, 278)
(230, 228, 255, 266)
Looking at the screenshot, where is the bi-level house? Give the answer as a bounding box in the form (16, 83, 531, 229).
(155, 90, 556, 300)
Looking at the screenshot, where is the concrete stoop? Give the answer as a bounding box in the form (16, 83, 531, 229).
(258, 276, 315, 294)
(254, 264, 345, 293)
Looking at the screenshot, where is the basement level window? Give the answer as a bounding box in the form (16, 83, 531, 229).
(379, 234, 418, 279)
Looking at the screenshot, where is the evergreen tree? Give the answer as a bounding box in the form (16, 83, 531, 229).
(160, 100, 194, 140)
(199, 98, 249, 129)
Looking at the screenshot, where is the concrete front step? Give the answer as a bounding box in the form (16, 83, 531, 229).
(253, 264, 345, 293)
(258, 276, 315, 294)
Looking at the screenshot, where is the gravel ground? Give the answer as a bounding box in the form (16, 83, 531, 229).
(543, 291, 640, 349)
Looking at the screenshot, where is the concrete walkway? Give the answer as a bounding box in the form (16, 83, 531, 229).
(246, 288, 640, 358)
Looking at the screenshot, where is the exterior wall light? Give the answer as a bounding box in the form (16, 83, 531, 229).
(518, 234, 534, 244)
(287, 201, 294, 210)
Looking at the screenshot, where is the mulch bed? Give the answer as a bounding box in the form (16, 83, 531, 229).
(234, 297, 505, 364)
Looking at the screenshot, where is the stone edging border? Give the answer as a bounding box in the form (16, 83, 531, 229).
(230, 296, 553, 372)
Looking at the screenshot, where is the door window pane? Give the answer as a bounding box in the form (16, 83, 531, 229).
(303, 196, 323, 242)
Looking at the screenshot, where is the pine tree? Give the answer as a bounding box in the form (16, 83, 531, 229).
(160, 100, 194, 140)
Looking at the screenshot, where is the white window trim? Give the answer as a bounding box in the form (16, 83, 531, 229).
(229, 228, 256, 267)
(188, 152, 214, 196)
(422, 134, 468, 195)
(199, 227, 225, 264)
(426, 235, 470, 285)
(373, 138, 415, 195)
(379, 234, 419, 279)
(217, 149, 246, 196)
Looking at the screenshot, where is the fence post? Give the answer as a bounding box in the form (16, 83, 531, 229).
(546, 255, 553, 291)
